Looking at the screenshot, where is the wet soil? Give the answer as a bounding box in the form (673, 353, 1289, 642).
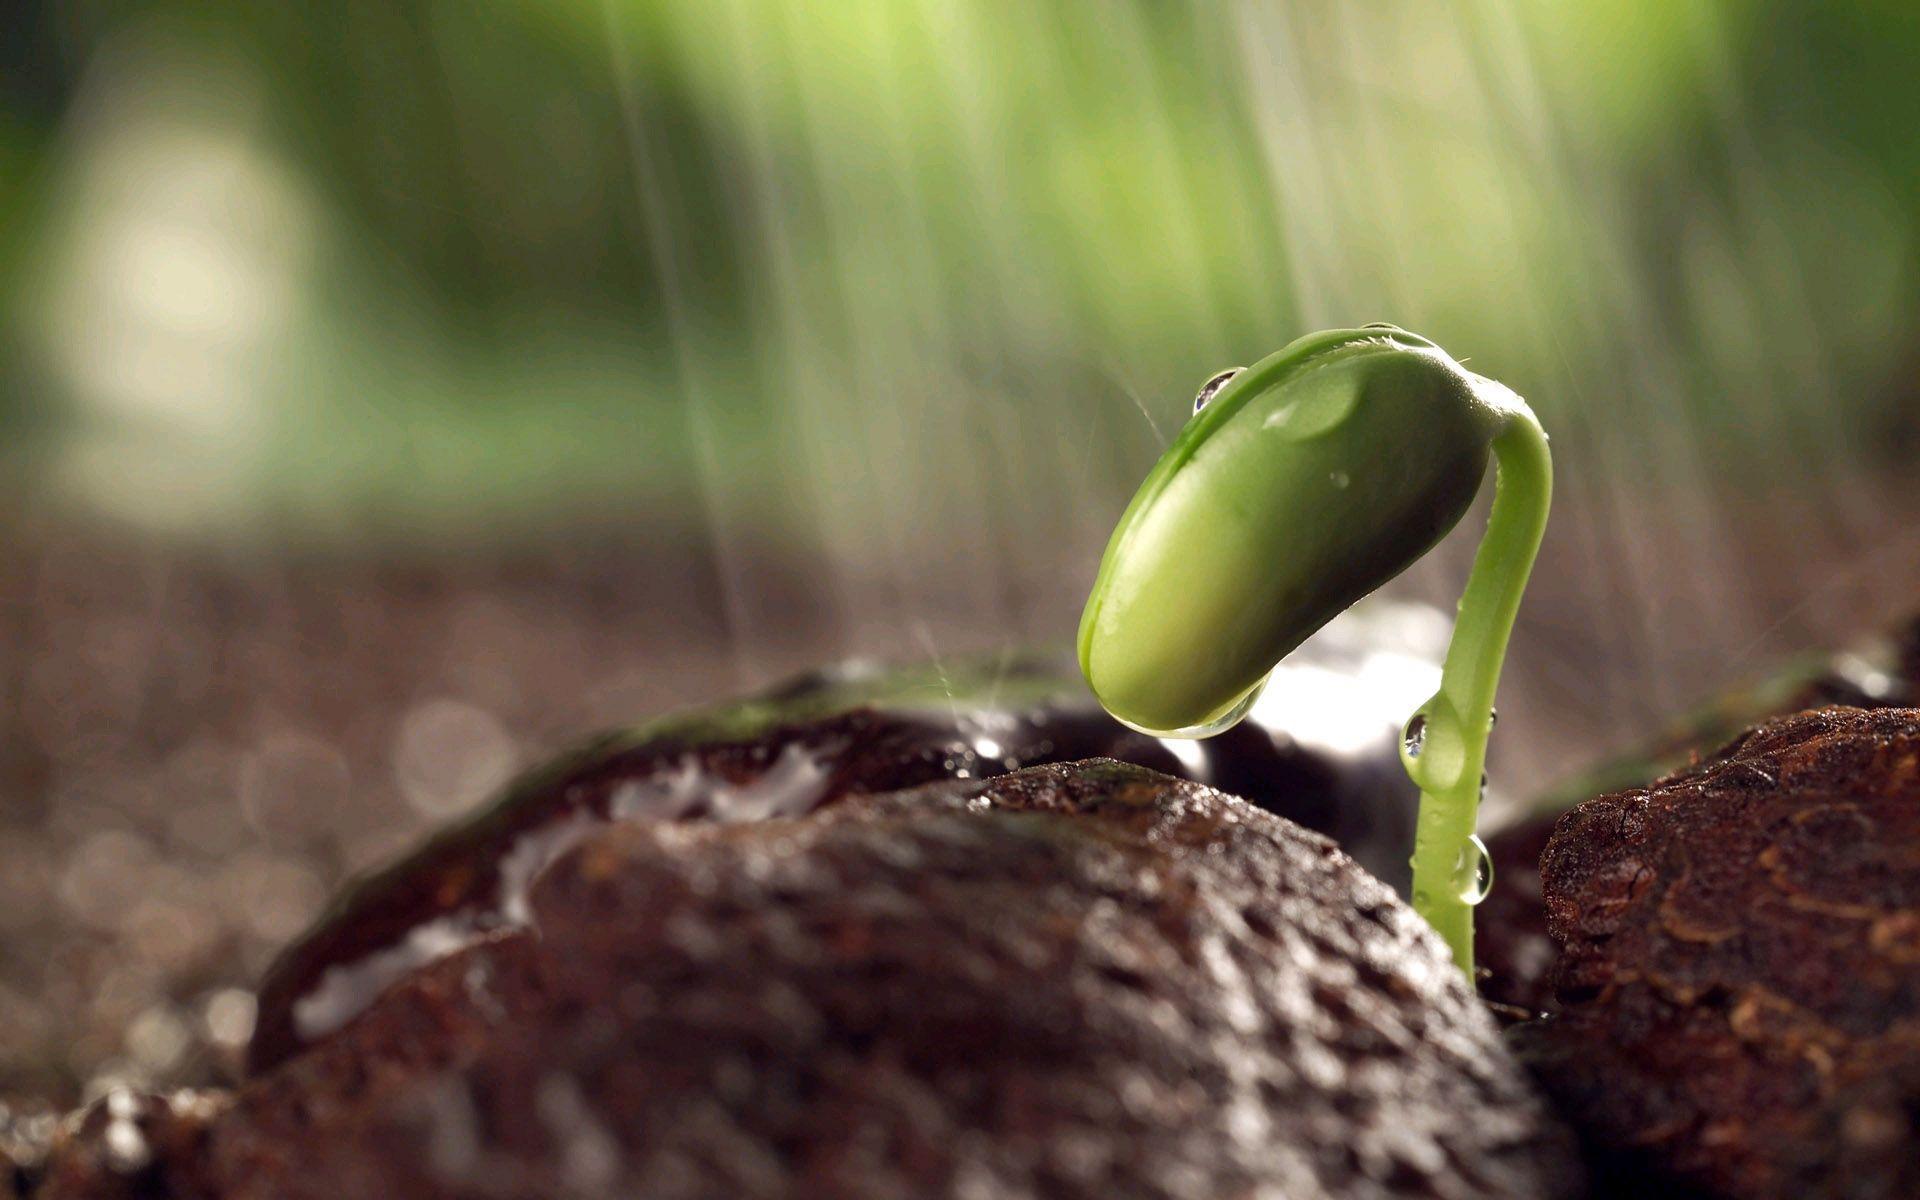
(1515, 707, 1920, 1199)
(32, 760, 1585, 1200)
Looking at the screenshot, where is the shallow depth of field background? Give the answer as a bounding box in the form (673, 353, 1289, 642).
(2, 0, 1918, 1101)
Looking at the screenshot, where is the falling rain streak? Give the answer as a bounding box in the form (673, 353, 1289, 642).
(560, 0, 1913, 793)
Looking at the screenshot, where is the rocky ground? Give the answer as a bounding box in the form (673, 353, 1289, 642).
(0, 513, 782, 1103)
(9, 506, 1920, 1199)
(1519, 707, 1920, 1199)
(0, 511, 1441, 1106)
(29, 760, 1587, 1200)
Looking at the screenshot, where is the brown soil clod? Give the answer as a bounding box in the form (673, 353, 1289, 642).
(1478, 614, 1920, 1019)
(1515, 707, 1920, 1200)
(39, 761, 1584, 1199)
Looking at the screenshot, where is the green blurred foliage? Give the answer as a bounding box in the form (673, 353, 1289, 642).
(0, 0, 1915, 553)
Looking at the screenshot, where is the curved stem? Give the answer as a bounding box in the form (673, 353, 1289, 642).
(1406, 408, 1552, 977)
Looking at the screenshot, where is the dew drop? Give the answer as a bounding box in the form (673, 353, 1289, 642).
(1113, 674, 1269, 740)
(1402, 713, 1427, 759)
(1453, 834, 1493, 905)
(1329, 470, 1350, 489)
(1488, 707, 1498, 728)
(1192, 368, 1245, 415)
(1263, 383, 1360, 440)
(1180, 678, 1267, 737)
(1399, 699, 1466, 791)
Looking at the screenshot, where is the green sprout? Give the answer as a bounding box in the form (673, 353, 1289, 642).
(1078, 324, 1551, 976)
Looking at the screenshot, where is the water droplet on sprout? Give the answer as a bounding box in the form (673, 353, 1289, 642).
(1329, 470, 1350, 489)
(1264, 382, 1360, 440)
(1192, 368, 1245, 415)
(1184, 677, 1267, 736)
(1400, 700, 1466, 791)
(1117, 674, 1269, 740)
(1453, 834, 1493, 905)
(1402, 713, 1427, 759)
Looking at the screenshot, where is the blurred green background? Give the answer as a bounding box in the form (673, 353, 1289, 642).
(6, 1, 1918, 707)
(2, 0, 1920, 1097)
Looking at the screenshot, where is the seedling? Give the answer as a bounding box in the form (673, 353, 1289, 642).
(1078, 324, 1551, 976)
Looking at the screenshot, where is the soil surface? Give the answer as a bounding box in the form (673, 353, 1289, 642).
(245, 652, 1427, 1076)
(1477, 616, 1920, 1017)
(0, 515, 1434, 1106)
(1515, 707, 1920, 1199)
(31, 760, 1585, 1200)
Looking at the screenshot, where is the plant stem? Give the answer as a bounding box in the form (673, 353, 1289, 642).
(1406, 408, 1552, 977)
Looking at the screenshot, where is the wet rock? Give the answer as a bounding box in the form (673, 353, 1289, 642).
(45, 760, 1584, 1199)
(251, 604, 1443, 1074)
(1515, 707, 1920, 1199)
(31, 1089, 225, 1200)
(1479, 615, 1920, 1016)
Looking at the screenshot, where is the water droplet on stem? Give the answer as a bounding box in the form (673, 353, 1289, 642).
(1403, 713, 1427, 759)
(1453, 834, 1493, 905)
(1400, 700, 1466, 791)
